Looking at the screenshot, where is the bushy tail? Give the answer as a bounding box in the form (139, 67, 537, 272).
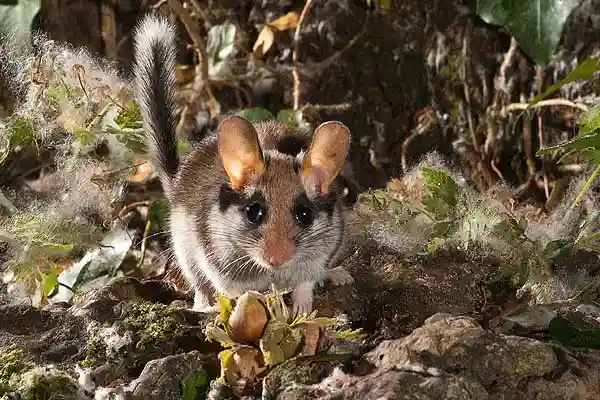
(132, 15, 180, 193)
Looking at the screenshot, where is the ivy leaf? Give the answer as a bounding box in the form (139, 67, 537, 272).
(549, 315, 600, 349)
(531, 59, 598, 105)
(235, 107, 274, 122)
(476, 0, 583, 66)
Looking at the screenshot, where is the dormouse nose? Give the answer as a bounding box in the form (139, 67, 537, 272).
(264, 234, 296, 267)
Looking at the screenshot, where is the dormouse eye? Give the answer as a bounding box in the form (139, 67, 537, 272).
(245, 202, 266, 225)
(294, 204, 314, 227)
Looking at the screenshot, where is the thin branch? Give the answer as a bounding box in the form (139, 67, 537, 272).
(292, 0, 316, 110)
(502, 98, 589, 115)
(460, 20, 478, 151)
(299, 102, 352, 114)
(167, 0, 220, 132)
(495, 37, 519, 95)
(167, 0, 207, 78)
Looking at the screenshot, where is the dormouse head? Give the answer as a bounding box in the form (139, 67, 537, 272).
(213, 115, 351, 272)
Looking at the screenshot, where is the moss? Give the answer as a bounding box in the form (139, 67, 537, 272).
(80, 333, 108, 368)
(122, 302, 180, 353)
(14, 367, 79, 400)
(0, 349, 33, 395)
(80, 302, 183, 371)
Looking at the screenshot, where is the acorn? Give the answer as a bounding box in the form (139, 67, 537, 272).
(222, 346, 266, 393)
(228, 291, 269, 344)
(294, 321, 321, 356)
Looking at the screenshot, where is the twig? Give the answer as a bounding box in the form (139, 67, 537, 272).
(490, 159, 504, 181)
(401, 129, 420, 174)
(502, 98, 589, 115)
(118, 200, 150, 219)
(521, 92, 537, 180)
(167, 0, 219, 131)
(137, 220, 152, 269)
(460, 20, 478, 151)
(535, 65, 549, 200)
(538, 112, 549, 199)
(292, 0, 316, 110)
(151, 0, 168, 9)
(495, 37, 519, 95)
(299, 102, 352, 114)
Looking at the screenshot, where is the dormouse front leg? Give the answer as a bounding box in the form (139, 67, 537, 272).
(291, 281, 315, 318)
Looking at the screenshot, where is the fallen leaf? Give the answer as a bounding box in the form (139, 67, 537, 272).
(252, 25, 275, 59)
(269, 12, 299, 31)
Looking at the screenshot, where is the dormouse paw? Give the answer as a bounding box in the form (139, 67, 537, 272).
(192, 303, 219, 314)
(291, 282, 314, 318)
(319, 266, 354, 288)
(191, 290, 218, 314)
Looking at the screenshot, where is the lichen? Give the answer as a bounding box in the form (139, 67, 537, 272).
(122, 302, 180, 352)
(10, 366, 79, 400)
(0, 349, 33, 395)
(81, 302, 182, 370)
(80, 333, 107, 368)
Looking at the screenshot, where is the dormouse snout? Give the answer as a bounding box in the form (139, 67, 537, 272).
(263, 231, 296, 267)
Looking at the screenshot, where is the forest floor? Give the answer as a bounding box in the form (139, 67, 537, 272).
(2, 1, 600, 399)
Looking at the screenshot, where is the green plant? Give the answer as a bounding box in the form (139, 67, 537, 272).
(475, 0, 583, 66)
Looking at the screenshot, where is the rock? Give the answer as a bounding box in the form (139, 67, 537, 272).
(127, 351, 218, 400)
(263, 314, 600, 399)
(0, 277, 219, 398)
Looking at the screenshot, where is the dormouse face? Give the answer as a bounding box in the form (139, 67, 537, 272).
(208, 116, 351, 273)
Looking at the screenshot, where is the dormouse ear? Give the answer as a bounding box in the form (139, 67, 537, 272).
(301, 121, 351, 196)
(218, 116, 265, 190)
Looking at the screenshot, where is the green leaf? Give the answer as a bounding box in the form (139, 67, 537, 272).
(147, 199, 170, 231)
(531, 59, 598, 105)
(0, 0, 40, 51)
(536, 130, 600, 163)
(420, 168, 458, 208)
(51, 228, 132, 303)
(476, 0, 583, 66)
(115, 101, 142, 130)
(422, 196, 452, 221)
(493, 217, 526, 244)
(7, 115, 36, 146)
(579, 104, 600, 136)
(41, 266, 59, 298)
(540, 239, 574, 263)
(235, 107, 274, 122)
(181, 370, 208, 400)
(276, 108, 299, 127)
(549, 315, 600, 349)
